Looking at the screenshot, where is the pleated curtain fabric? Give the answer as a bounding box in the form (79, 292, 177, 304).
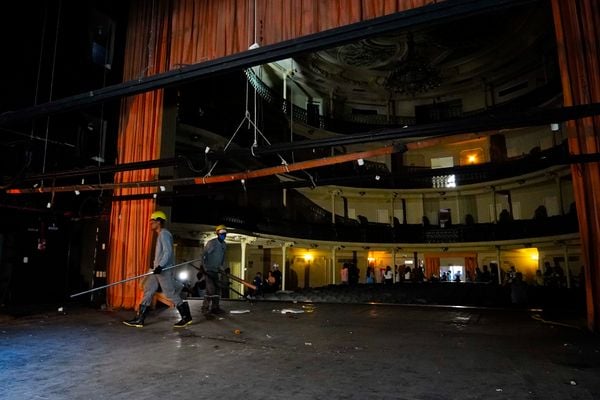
(551, 0, 600, 331)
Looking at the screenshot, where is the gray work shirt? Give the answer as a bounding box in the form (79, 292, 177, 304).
(203, 237, 226, 272)
(154, 229, 174, 268)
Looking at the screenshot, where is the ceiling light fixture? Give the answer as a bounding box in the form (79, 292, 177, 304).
(385, 33, 441, 96)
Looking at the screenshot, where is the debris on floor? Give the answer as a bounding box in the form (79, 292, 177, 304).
(280, 309, 304, 314)
(229, 309, 251, 314)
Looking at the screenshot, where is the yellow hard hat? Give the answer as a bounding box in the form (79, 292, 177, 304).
(215, 224, 227, 233)
(150, 210, 167, 221)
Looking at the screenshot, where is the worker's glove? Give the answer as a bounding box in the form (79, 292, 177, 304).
(153, 265, 163, 275)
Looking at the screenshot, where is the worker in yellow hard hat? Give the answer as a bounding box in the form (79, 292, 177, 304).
(123, 210, 193, 328)
(150, 210, 167, 221)
(201, 224, 228, 318)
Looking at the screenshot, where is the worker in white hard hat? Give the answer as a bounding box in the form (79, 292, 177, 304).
(271, 263, 282, 290)
(123, 211, 192, 328)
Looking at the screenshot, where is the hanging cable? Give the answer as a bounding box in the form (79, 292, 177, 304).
(96, 18, 114, 197)
(290, 59, 295, 163)
(41, 0, 62, 186)
(31, 2, 48, 139)
(253, 0, 257, 46)
(252, 0, 258, 150)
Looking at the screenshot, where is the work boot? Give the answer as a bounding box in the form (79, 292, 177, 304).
(123, 305, 149, 328)
(210, 295, 225, 315)
(201, 296, 214, 319)
(173, 302, 192, 328)
(201, 296, 211, 314)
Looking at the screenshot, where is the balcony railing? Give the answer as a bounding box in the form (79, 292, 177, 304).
(174, 195, 579, 244)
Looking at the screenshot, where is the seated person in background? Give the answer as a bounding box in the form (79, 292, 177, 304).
(440, 272, 448, 282)
(474, 266, 483, 282)
(543, 261, 557, 287)
(505, 266, 517, 285)
(534, 269, 544, 286)
(271, 263, 282, 290)
(264, 270, 277, 293)
(498, 209, 512, 224)
(249, 272, 263, 298)
(404, 266, 412, 281)
(384, 266, 393, 284)
(533, 205, 548, 220)
(341, 263, 349, 285)
(453, 272, 462, 282)
(481, 265, 491, 282)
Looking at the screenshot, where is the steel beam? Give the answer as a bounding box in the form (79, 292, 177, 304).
(0, 0, 537, 125)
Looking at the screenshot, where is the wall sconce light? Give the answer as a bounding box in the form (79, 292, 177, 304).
(460, 148, 484, 166)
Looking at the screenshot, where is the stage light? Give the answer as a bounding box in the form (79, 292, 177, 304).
(178, 271, 189, 281)
(357, 159, 364, 166)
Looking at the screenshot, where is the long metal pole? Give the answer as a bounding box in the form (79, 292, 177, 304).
(69, 257, 203, 298)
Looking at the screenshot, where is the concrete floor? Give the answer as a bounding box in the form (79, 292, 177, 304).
(1, 301, 599, 400)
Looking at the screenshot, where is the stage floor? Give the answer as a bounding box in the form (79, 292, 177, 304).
(1, 301, 599, 399)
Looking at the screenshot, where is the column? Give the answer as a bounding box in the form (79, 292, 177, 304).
(556, 176, 565, 215)
(392, 247, 397, 282)
(330, 190, 337, 224)
(564, 245, 571, 288)
(240, 238, 247, 293)
(281, 242, 293, 290)
(496, 246, 502, 285)
(455, 192, 461, 225)
(390, 193, 396, 227)
(492, 186, 498, 223)
(331, 246, 337, 284)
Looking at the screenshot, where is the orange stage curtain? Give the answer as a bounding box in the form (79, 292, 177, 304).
(552, 0, 600, 331)
(106, 0, 171, 308)
(107, 0, 442, 308)
(424, 256, 440, 280)
(464, 256, 478, 282)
